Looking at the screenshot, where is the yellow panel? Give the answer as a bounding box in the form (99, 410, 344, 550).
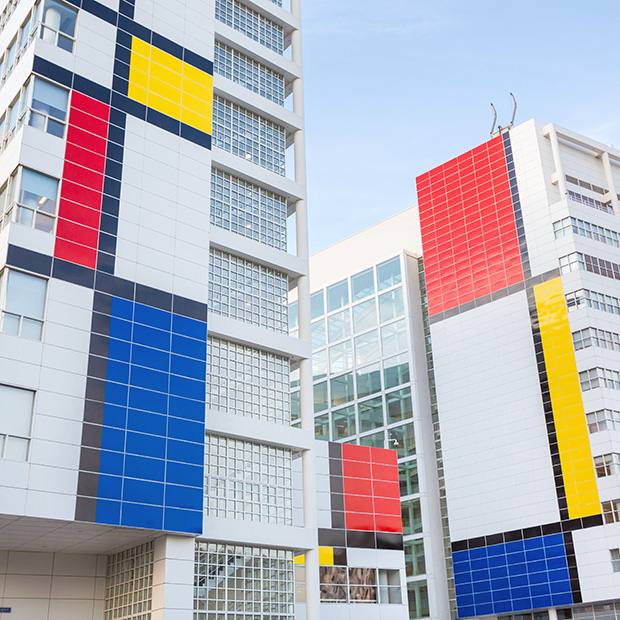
(534, 277, 601, 519)
(318, 547, 334, 566)
(294, 554, 305, 565)
(127, 36, 213, 135)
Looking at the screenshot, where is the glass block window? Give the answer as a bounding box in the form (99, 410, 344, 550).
(214, 0, 284, 55)
(104, 542, 153, 620)
(208, 249, 288, 333)
(207, 337, 290, 424)
(211, 169, 287, 250)
(204, 435, 293, 525)
(213, 97, 286, 175)
(214, 41, 285, 105)
(194, 543, 294, 620)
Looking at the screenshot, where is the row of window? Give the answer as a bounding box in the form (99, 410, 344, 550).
(2, 0, 76, 88)
(214, 0, 285, 55)
(565, 173, 620, 203)
(554, 216, 620, 248)
(212, 96, 286, 176)
(316, 567, 402, 604)
(579, 367, 620, 392)
(560, 252, 620, 281)
(2, 75, 69, 153)
(587, 409, 620, 433)
(214, 40, 285, 106)
(573, 326, 620, 352)
(567, 189, 613, 215)
(566, 288, 620, 315)
(594, 453, 620, 478)
(0, 0, 21, 34)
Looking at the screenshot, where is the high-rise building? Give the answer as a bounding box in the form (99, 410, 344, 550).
(417, 120, 620, 620)
(0, 0, 320, 618)
(291, 210, 451, 620)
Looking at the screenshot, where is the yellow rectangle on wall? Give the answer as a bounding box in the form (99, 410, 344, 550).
(534, 277, 601, 519)
(127, 36, 213, 135)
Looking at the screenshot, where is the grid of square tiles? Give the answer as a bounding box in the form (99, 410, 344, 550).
(55, 91, 110, 270)
(452, 533, 573, 617)
(417, 135, 524, 317)
(341, 444, 402, 534)
(95, 296, 206, 533)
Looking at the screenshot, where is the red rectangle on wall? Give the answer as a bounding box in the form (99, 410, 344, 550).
(416, 135, 523, 316)
(54, 91, 110, 269)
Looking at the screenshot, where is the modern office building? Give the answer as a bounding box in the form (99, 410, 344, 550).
(289, 210, 452, 620)
(417, 119, 620, 620)
(0, 0, 321, 618)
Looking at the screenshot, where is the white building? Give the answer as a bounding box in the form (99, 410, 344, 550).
(416, 119, 620, 620)
(290, 209, 452, 620)
(0, 0, 320, 618)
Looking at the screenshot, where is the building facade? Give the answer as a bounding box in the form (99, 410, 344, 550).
(0, 0, 320, 618)
(417, 120, 620, 620)
(290, 210, 451, 620)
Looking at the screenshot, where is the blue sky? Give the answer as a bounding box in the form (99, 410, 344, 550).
(301, 0, 620, 253)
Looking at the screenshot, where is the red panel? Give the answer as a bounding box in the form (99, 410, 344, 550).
(54, 92, 110, 268)
(372, 480, 400, 499)
(342, 444, 371, 462)
(343, 476, 372, 497)
(416, 135, 523, 316)
(370, 463, 398, 482)
(342, 460, 371, 480)
(373, 497, 401, 517)
(375, 514, 403, 533)
(370, 446, 397, 466)
(344, 512, 375, 532)
(54, 237, 97, 269)
(344, 493, 373, 513)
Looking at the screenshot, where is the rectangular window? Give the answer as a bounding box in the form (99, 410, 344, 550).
(378, 569, 401, 604)
(354, 329, 380, 366)
(29, 77, 69, 137)
(319, 566, 347, 602)
(311, 319, 326, 350)
(377, 256, 401, 291)
(404, 539, 426, 577)
(0, 269, 47, 339)
(611, 548, 620, 573)
(329, 340, 352, 374)
(310, 290, 324, 320)
(602, 499, 620, 524)
(331, 372, 354, 407)
(0, 384, 34, 461)
(358, 396, 383, 433)
(359, 430, 384, 449)
(379, 287, 404, 323)
(327, 279, 349, 313)
(332, 405, 355, 440)
(594, 453, 620, 478)
(356, 362, 381, 399)
(399, 459, 419, 496)
(386, 387, 413, 423)
(328, 308, 351, 343)
(384, 352, 410, 389)
(389, 423, 416, 459)
(381, 318, 407, 356)
(313, 348, 327, 381)
(40, 0, 77, 52)
(351, 267, 374, 301)
(353, 298, 376, 333)
(313, 381, 328, 413)
(408, 579, 430, 618)
(349, 567, 376, 603)
(587, 409, 620, 433)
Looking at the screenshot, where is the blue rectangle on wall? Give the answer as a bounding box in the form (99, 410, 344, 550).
(95, 297, 206, 534)
(453, 533, 573, 618)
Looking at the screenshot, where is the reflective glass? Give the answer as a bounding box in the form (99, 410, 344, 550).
(386, 388, 413, 423)
(313, 381, 328, 413)
(19, 169, 57, 213)
(399, 460, 419, 496)
(5, 271, 46, 318)
(44, 0, 77, 36)
(5, 436, 28, 460)
(351, 267, 374, 301)
(381, 318, 407, 355)
(0, 384, 34, 436)
(331, 372, 354, 407)
(404, 539, 426, 577)
(354, 330, 380, 366)
(379, 287, 404, 323)
(353, 298, 376, 333)
(313, 349, 327, 381)
(359, 430, 384, 449)
(32, 79, 68, 120)
(311, 319, 326, 350)
(377, 256, 401, 291)
(358, 396, 383, 432)
(384, 353, 410, 389)
(407, 579, 429, 618)
(310, 290, 324, 320)
(356, 363, 381, 399)
(314, 413, 329, 441)
(327, 279, 348, 312)
(291, 391, 300, 422)
(289, 301, 298, 330)
(329, 340, 352, 374)
(389, 424, 416, 459)
(328, 308, 351, 343)
(332, 405, 356, 440)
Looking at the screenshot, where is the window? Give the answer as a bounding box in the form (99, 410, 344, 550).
(402, 498, 423, 535)
(319, 566, 347, 602)
(1, 37, 17, 81)
(328, 340, 352, 374)
(314, 413, 329, 441)
(384, 353, 410, 389)
(594, 453, 620, 478)
(328, 308, 350, 343)
(0, 384, 34, 461)
(611, 549, 620, 573)
(554, 216, 620, 248)
(290, 390, 300, 423)
(354, 329, 380, 365)
(5, 78, 31, 140)
(399, 459, 419, 496)
(40, 0, 77, 52)
(560, 252, 620, 281)
(573, 327, 620, 352)
(358, 396, 383, 433)
(386, 387, 413, 423)
(313, 349, 327, 381)
(378, 569, 401, 604)
(587, 409, 620, 433)
(566, 289, 620, 315)
(359, 430, 384, 449)
(579, 368, 620, 392)
(0, 166, 58, 232)
(408, 580, 430, 618)
(327, 279, 349, 313)
(331, 372, 354, 407)
(404, 540, 425, 577)
(379, 287, 404, 322)
(567, 189, 613, 214)
(377, 256, 401, 291)
(310, 290, 324, 320)
(352, 298, 376, 333)
(332, 405, 355, 440)
(204, 435, 293, 525)
(389, 423, 416, 458)
(602, 499, 620, 524)
(351, 267, 374, 301)
(288, 301, 298, 334)
(356, 363, 381, 399)
(313, 381, 327, 413)
(0, 270, 47, 339)
(28, 77, 68, 137)
(311, 319, 325, 350)
(381, 318, 407, 356)
(349, 567, 376, 602)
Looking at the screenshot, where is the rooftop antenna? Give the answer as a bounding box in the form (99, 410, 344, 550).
(490, 94, 517, 136)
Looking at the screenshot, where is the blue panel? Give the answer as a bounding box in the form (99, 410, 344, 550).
(452, 534, 573, 617)
(163, 507, 202, 534)
(96, 296, 206, 534)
